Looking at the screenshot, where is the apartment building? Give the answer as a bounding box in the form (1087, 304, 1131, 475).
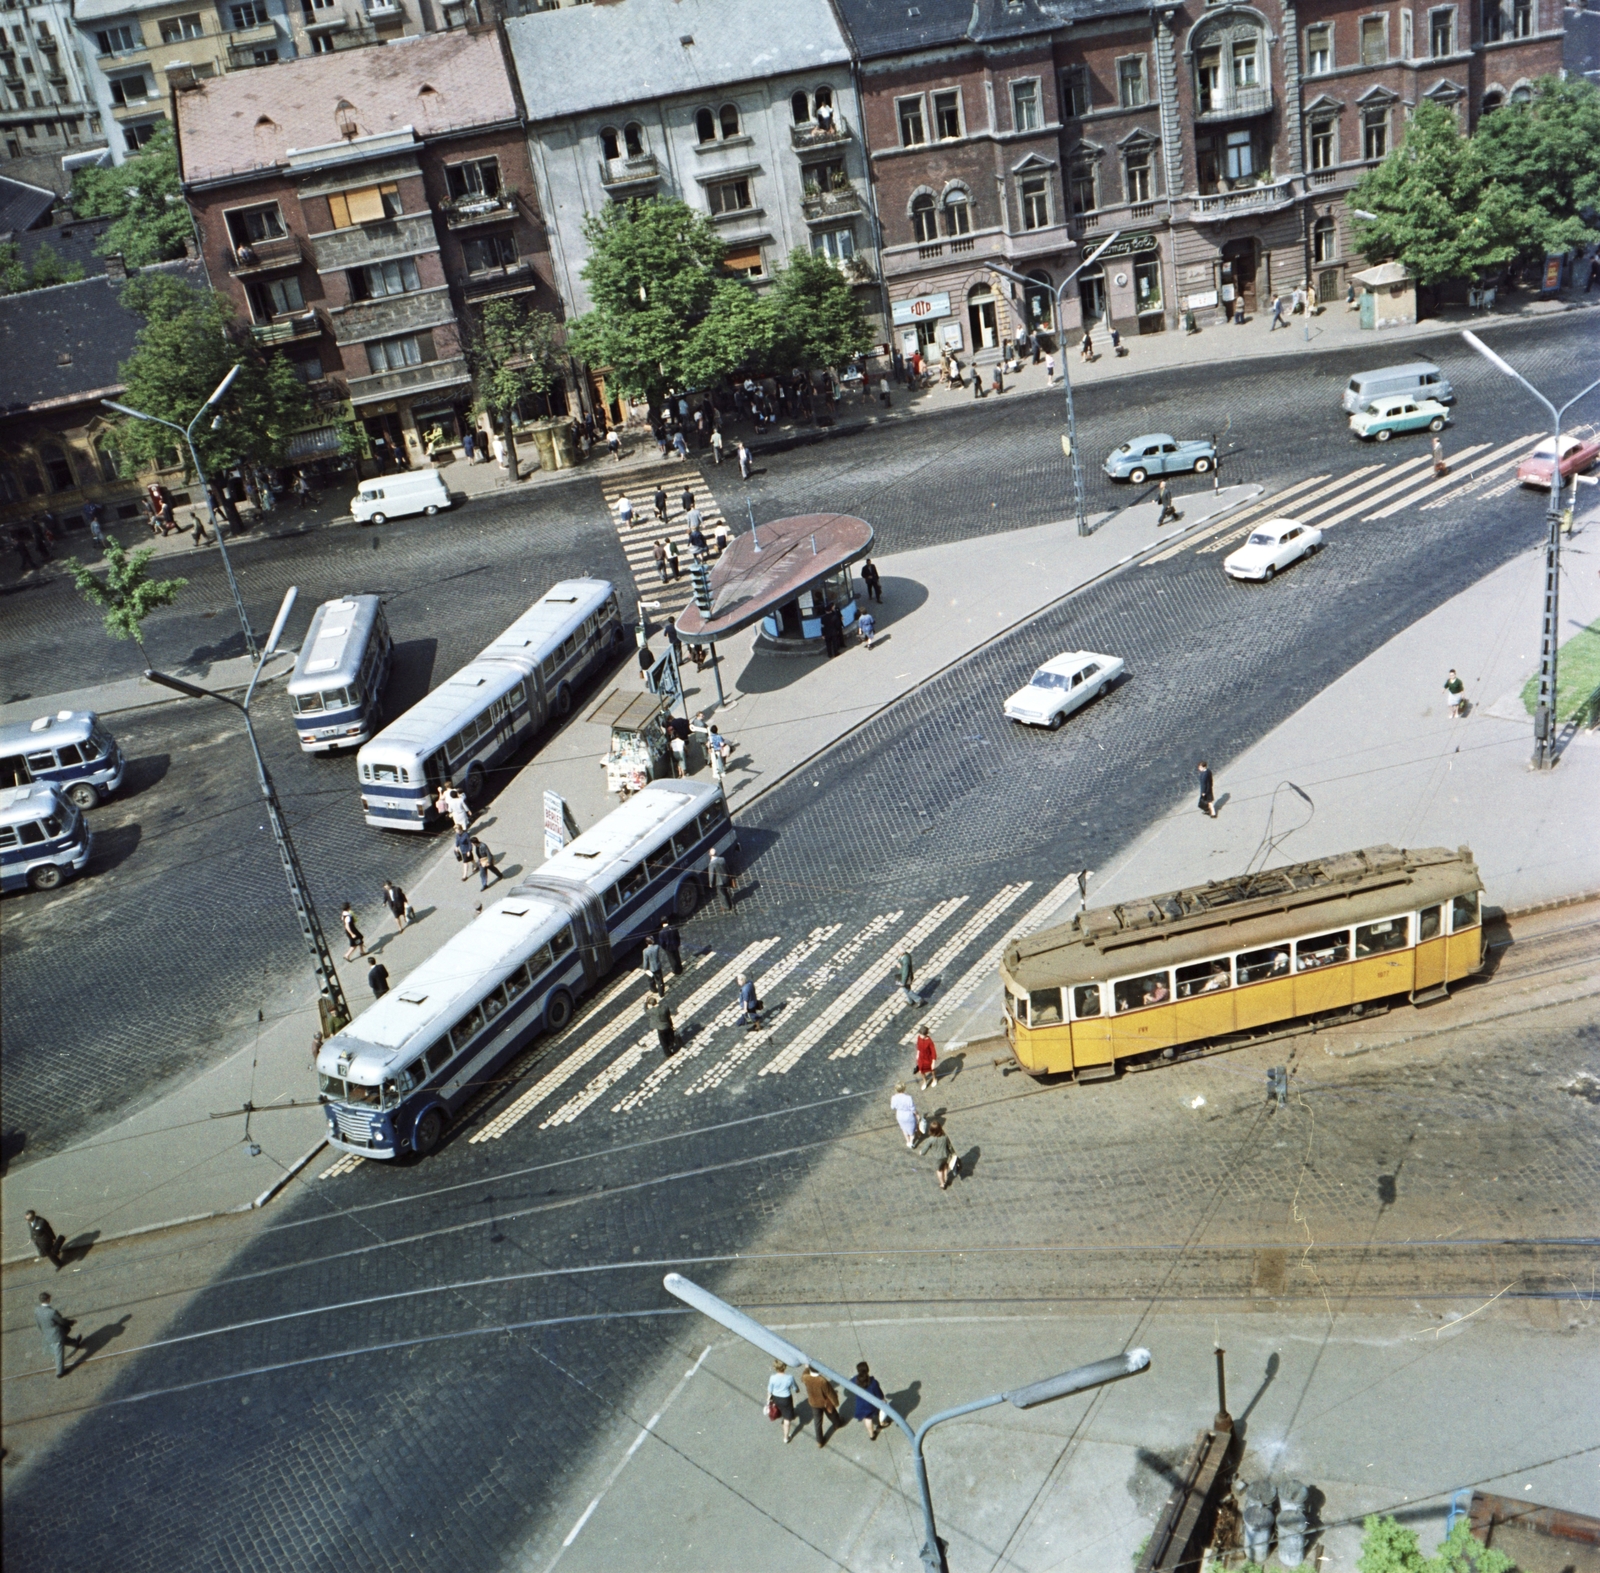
(176, 29, 557, 468)
(278, 0, 509, 70)
(1, 0, 109, 191)
(504, 0, 883, 334)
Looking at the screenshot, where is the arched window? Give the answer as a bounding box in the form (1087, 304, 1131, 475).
(1509, 82, 1532, 104)
(791, 90, 810, 125)
(814, 85, 833, 110)
(623, 122, 644, 158)
(696, 107, 716, 143)
(911, 193, 938, 243)
(1025, 271, 1054, 329)
(1480, 90, 1503, 114)
(942, 190, 970, 236)
(719, 103, 740, 139)
(40, 442, 76, 492)
(600, 126, 621, 161)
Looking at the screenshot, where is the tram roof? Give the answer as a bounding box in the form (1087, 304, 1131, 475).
(1005, 844, 1481, 988)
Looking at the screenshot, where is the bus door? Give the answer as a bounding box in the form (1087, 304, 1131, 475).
(1413, 904, 1446, 991)
(1067, 983, 1112, 1071)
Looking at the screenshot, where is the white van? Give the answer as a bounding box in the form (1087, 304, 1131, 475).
(1342, 362, 1454, 414)
(351, 468, 452, 525)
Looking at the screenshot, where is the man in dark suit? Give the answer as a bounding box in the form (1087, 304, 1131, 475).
(35, 1292, 84, 1378)
(25, 1209, 63, 1268)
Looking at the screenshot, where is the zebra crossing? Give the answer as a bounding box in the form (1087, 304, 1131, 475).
(596, 459, 732, 621)
(1144, 431, 1545, 565)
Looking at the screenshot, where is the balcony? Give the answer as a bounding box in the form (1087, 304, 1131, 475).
(230, 235, 304, 275)
(1189, 176, 1296, 222)
(438, 190, 517, 230)
(599, 153, 659, 191)
(249, 310, 323, 346)
(461, 260, 540, 299)
(801, 184, 864, 223)
(364, 0, 403, 16)
(1194, 83, 1274, 124)
(328, 289, 454, 346)
(346, 354, 471, 407)
(310, 210, 437, 273)
(791, 115, 850, 151)
(303, 11, 349, 29)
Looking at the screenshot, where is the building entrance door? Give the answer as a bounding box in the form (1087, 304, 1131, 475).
(1221, 240, 1258, 317)
(1078, 266, 1106, 326)
(1318, 267, 1340, 307)
(364, 412, 408, 472)
(968, 291, 998, 349)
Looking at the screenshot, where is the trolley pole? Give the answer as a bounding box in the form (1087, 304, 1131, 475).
(1461, 334, 1600, 769)
(988, 230, 1120, 538)
(146, 587, 351, 1030)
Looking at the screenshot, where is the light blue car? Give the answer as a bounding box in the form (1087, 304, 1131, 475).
(1103, 433, 1217, 484)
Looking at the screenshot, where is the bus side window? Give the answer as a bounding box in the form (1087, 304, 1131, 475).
(26, 750, 56, 774)
(602, 885, 622, 915)
(1418, 905, 1442, 940)
(1114, 971, 1171, 1012)
(1237, 947, 1288, 985)
(0, 755, 29, 788)
(528, 943, 554, 975)
(645, 845, 674, 880)
(18, 822, 46, 845)
(426, 1041, 453, 1074)
(510, 682, 527, 709)
(1029, 988, 1063, 1025)
(504, 962, 533, 1001)
(1450, 892, 1479, 931)
(450, 1003, 485, 1051)
(1356, 917, 1408, 957)
(697, 805, 727, 839)
(620, 864, 648, 900)
(671, 830, 695, 861)
(56, 743, 84, 766)
(549, 925, 575, 960)
(1071, 984, 1103, 1018)
(481, 985, 508, 1024)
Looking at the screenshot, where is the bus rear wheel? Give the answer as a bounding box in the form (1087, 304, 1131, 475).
(675, 877, 701, 918)
(411, 1108, 444, 1157)
(66, 782, 100, 810)
(28, 863, 63, 891)
(555, 682, 573, 718)
(545, 989, 574, 1033)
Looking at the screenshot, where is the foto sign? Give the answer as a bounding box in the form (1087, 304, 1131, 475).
(892, 291, 951, 326)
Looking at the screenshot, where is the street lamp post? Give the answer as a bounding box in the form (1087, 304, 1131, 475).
(665, 1273, 1150, 1573)
(1461, 331, 1600, 769)
(987, 231, 1122, 537)
(146, 586, 352, 1030)
(105, 362, 259, 661)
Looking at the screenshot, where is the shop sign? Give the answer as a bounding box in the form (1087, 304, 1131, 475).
(1091, 232, 1159, 261)
(1187, 290, 1220, 309)
(891, 291, 951, 326)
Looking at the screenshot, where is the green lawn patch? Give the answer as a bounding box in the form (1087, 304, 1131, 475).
(1521, 618, 1600, 722)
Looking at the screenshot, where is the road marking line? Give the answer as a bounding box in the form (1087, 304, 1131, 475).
(540, 942, 776, 1127)
(1143, 473, 1333, 562)
(763, 899, 966, 1076)
(1362, 433, 1541, 519)
(1291, 456, 1430, 523)
(319, 1153, 364, 1180)
(1195, 467, 1388, 553)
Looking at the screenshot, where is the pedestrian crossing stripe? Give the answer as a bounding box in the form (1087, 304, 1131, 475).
(1195, 468, 1386, 555)
(1145, 473, 1335, 563)
(540, 941, 777, 1128)
(319, 1152, 363, 1180)
(763, 898, 967, 1076)
(598, 460, 729, 618)
(1362, 433, 1540, 520)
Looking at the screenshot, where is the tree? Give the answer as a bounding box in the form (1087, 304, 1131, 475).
(1475, 76, 1600, 258)
(679, 278, 775, 390)
(466, 298, 561, 482)
(60, 540, 187, 666)
(0, 240, 87, 295)
(1356, 1516, 1513, 1573)
(71, 124, 191, 268)
(765, 248, 875, 373)
(1351, 100, 1530, 285)
(107, 274, 314, 482)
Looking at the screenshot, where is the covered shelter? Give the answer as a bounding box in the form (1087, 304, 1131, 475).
(1350, 261, 1416, 330)
(674, 513, 875, 653)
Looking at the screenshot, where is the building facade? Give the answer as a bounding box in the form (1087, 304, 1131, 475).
(834, 0, 1565, 347)
(504, 0, 882, 338)
(176, 29, 558, 470)
(1, 0, 109, 190)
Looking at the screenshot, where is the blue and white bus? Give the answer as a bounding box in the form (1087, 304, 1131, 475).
(1, 782, 92, 893)
(317, 778, 736, 1159)
(356, 578, 623, 831)
(0, 709, 125, 809)
(287, 594, 392, 754)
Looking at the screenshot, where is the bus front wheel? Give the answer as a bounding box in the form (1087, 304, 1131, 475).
(411, 1107, 444, 1157)
(555, 682, 573, 718)
(28, 863, 63, 891)
(67, 782, 100, 810)
(675, 877, 701, 918)
(545, 989, 574, 1033)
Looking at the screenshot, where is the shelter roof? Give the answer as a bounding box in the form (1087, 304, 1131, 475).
(0, 175, 57, 237)
(1351, 261, 1413, 288)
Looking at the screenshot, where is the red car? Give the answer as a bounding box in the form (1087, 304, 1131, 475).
(1517, 432, 1600, 489)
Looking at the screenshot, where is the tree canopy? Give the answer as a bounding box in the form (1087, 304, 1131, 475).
(109, 274, 314, 477)
(0, 240, 86, 295)
(468, 298, 562, 421)
(71, 125, 192, 268)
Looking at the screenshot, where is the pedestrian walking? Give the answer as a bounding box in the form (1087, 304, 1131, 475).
(1156, 478, 1182, 527)
(1443, 668, 1466, 718)
(1044, 352, 1056, 386)
(1291, 285, 1306, 316)
(707, 725, 730, 783)
(680, 486, 695, 516)
(737, 441, 752, 480)
(801, 1364, 840, 1446)
(891, 1084, 920, 1148)
(1196, 760, 1217, 818)
(656, 918, 682, 976)
(820, 603, 844, 658)
(607, 428, 622, 461)
(617, 495, 634, 529)
(737, 972, 763, 1030)
(1307, 281, 1319, 314)
(340, 901, 366, 960)
(85, 500, 106, 552)
(666, 538, 682, 580)
(861, 558, 883, 603)
(653, 538, 669, 583)
(710, 427, 724, 465)
(653, 486, 669, 523)
(991, 364, 1005, 396)
(713, 521, 729, 556)
(767, 1360, 800, 1443)
(673, 430, 689, 461)
(859, 610, 876, 649)
(456, 824, 474, 878)
(190, 507, 214, 548)
(641, 936, 666, 991)
(914, 1026, 938, 1089)
(707, 847, 734, 910)
(1110, 325, 1125, 357)
(25, 1209, 64, 1268)
(445, 786, 472, 833)
(367, 957, 391, 999)
(685, 504, 704, 538)
(644, 991, 676, 1057)
(688, 521, 708, 560)
(1431, 434, 1450, 479)
(35, 1291, 84, 1378)
(470, 835, 501, 890)
(896, 950, 921, 1007)
(854, 1363, 887, 1440)
(382, 881, 409, 931)
(925, 1120, 960, 1189)
(1080, 329, 1094, 363)
(1269, 295, 1287, 330)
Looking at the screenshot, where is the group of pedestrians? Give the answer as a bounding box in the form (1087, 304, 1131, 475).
(766, 1360, 888, 1447)
(24, 1212, 87, 1379)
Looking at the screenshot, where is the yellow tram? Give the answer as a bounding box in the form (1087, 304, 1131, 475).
(1000, 845, 1485, 1077)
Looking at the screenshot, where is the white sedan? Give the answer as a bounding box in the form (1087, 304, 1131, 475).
(1224, 518, 1323, 582)
(1003, 650, 1125, 730)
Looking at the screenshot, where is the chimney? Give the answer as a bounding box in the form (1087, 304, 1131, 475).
(104, 251, 127, 280)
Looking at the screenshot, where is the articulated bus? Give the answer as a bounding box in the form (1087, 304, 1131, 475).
(1001, 844, 1485, 1078)
(356, 578, 622, 830)
(317, 778, 737, 1159)
(287, 595, 392, 754)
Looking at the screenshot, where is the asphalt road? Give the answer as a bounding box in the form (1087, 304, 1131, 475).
(1, 313, 1597, 1570)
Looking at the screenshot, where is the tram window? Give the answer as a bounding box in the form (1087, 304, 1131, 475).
(1071, 984, 1103, 1018)
(426, 1040, 453, 1074)
(1115, 971, 1171, 1012)
(1356, 917, 1409, 957)
(1237, 947, 1289, 985)
(1419, 905, 1442, 940)
(1176, 959, 1231, 997)
(1029, 987, 1064, 1025)
(1295, 930, 1350, 971)
(645, 844, 675, 880)
(450, 1003, 485, 1051)
(550, 924, 575, 960)
(1450, 892, 1479, 931)
(1010, 989, 1028, 1025)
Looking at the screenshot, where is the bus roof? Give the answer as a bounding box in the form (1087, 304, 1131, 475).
(288, 595, 383, 694)
(320, 892, 569, 1078)
(0, 781, 70, 823)
(1005, 844, 1481, 990)
(482, 579, 615, 662)
(541, 778, 714, 889)
(0, 709, 98, 752)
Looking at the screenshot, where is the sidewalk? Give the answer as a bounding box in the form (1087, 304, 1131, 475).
(0, 483, 1258, 1257)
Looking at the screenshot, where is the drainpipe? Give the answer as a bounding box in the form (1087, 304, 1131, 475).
(849, 57, 892, 339)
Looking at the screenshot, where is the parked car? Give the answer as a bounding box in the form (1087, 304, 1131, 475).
(1003, 650, 1125, 730)
(1224, 518, 1323, 582)
(1103, 434, 1216, 484)
(1516, 432, 1600, 489)
(1349, 396, 1450, 442)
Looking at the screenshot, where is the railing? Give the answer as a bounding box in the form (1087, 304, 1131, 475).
(1310, 170, 1337, 186)
(800, 185, 864, 220)
(598, 153, 659, 188)
(328, 291, 454, 345)
(949, 236, 974, 254)
(1194, 83, 1274, 123)
(1130, 202, 1158, 222)
(461, 261, 538, 297)
(230, 235, 303, 273)
(249, 310, 322, 345)
(1190, 176, 1295, 219)
(438, 191, 516, 229)
(917, 242, 944, 261)
(346, 355, 471, 405)
(791, 115, 850, 150)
